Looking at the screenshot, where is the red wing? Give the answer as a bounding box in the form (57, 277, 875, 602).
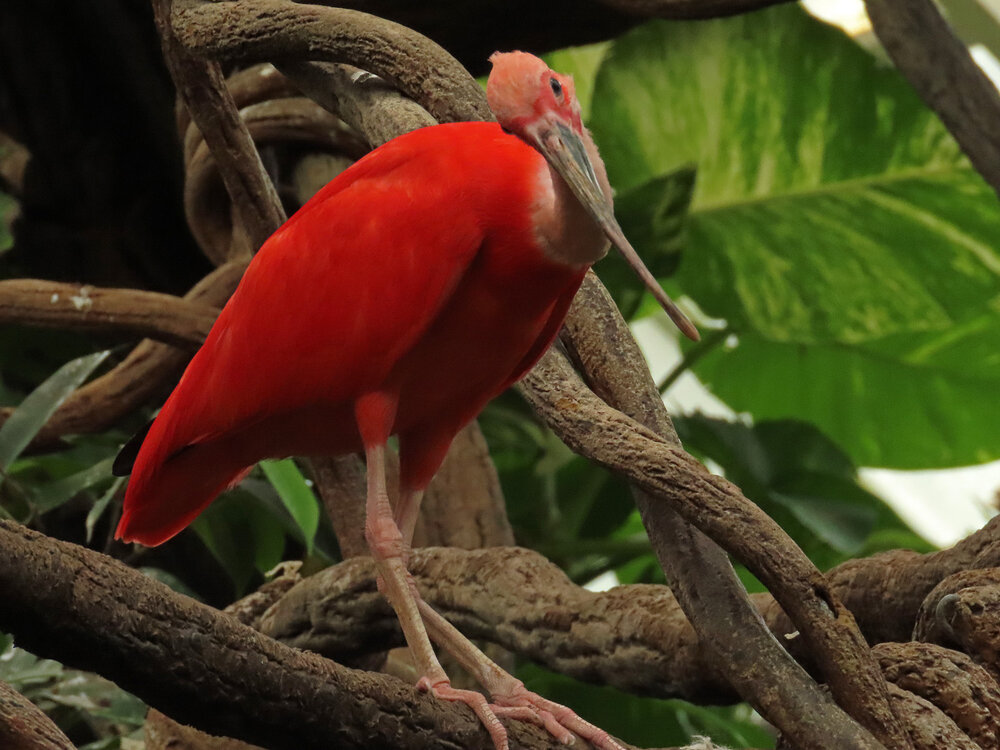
(157, 134, 486, 453)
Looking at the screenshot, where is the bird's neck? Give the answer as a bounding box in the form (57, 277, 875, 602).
(531, 132, 612, 268)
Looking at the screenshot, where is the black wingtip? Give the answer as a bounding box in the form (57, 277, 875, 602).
(112, 420, 153, 477)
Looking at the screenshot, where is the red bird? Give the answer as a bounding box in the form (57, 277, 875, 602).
(116, 52, 696, 749)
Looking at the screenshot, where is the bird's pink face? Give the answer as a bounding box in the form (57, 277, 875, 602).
(486, 52, 584, 138)
(487, 51, 700, 341)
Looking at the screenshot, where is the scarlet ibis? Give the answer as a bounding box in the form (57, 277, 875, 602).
(115, 51, 697, 749)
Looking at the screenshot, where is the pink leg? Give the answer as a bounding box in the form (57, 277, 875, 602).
(360, 438, 511, 750)
(391, 429, 624, 750)
(416, 600, 625, 750)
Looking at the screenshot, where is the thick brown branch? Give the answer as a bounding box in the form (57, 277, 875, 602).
(277, 61, 436, 149)
(913, 569, 1000, 684)
(0, 262, 245, 447)
(866, 0, 1000, 199)
(519, 350, 903, 748)
(152, 0, 285, 255)
(0, 521, 580, 750)
(415, 421, 514, 549)
(241, 526, 1000, 704)
(880, 683, 979, 750)
(875, 642, 1000, 749)
(0, 279, 216, 350)
(767, 516, 1000, 651)
(0, 679, 74, 750)
(558, 275, 891, 748)
(259, 546, 726, 700)
(171, 0, 491, 125)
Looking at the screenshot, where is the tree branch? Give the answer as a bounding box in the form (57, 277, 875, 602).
(519, 349, 904, 748)
(866, 0, 1000, 199)
(170, 0, 491, 125)
(0, 261, 246, 447)
(557, 275, 890, 748)
(0, 679, 74, 750)
(874, 642, 1000, 749)
(0, 279, 216, 350)
(151, 0, 285, 255)
(0, 520, 581, 750)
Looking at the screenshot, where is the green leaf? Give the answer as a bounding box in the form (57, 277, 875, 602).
(87, 476, 125, 543)
(0, 350, 110, 472)
(0, 192, 16, 254)
(33, 457, 114, 513)
(0, 645, 65, 689)
(675, 416, 924, 566)
(260, 458, 319, 553)
(695, 320, 1000, 468)
(589, 7, 1000, 467)
(193, 490, 287, 596)
(518, 663, 775, 748)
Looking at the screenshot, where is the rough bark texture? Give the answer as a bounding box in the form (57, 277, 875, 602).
(875, 642, 1000, 749)
(0, 279, 217, 349)
(0, 680, 75, 750)
(521, 348, 904, 747)
(0, 521, 576, 750)
(558, 275, 888, 749)
(913, 569, 1000, 686)
(172, 0, 492, 125)
(0, 261, 247, 446)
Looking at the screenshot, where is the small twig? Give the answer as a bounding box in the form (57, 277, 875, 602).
(657, 326, 728, 393)
(866, 0, 1000, 199)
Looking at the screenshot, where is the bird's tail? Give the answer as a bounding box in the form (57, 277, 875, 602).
(115, 431, 252, 547)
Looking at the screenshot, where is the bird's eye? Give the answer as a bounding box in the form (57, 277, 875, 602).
(549, 77, 563, 99)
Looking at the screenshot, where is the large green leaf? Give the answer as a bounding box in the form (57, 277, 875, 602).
(675, 416, 931, 569)
(589, 7, 1000, 467)
(695, 317, 1000, 468)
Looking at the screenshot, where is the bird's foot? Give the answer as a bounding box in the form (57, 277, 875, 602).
(417, 677, 512, 750)
(489, 680, 627, 750)
(418, 676, 626, 750)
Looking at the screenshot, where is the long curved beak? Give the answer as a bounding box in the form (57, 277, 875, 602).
(537, 122, 700, 342)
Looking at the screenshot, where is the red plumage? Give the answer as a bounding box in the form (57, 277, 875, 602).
(115, 52, 693, 749)
(117, 121, 585, 545)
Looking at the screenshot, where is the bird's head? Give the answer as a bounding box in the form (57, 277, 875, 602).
(487, 51, 585, 141)
(486, 52, 699, 342)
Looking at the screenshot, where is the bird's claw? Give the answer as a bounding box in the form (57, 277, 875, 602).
(418, 677, 512, 750)
(490, 685, 627, 750)
(419, 677, 626, 750)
